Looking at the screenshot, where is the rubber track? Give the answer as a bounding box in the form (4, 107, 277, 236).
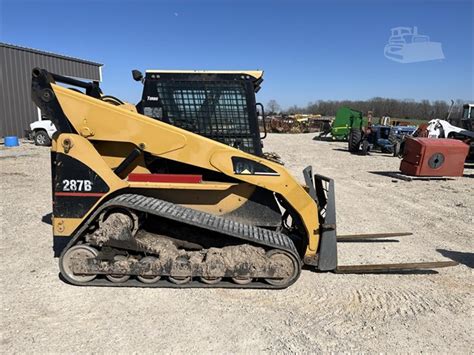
(61, 194, 302, 289)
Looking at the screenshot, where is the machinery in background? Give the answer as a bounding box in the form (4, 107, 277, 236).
(400, 138, 469, 177)
(268, 116, 299, 133)
(460, 103, 474, 131)
(348, 121, 417, 155)
(389, 126, 418, 155)
(426, 104, 474, 160)
(349, 125, 391, 154)
(427, 119, 474, 140)
(31, 68, 456, 289)
(268, 115, 329, 134)
(426, 102, 473, 140)
(331, 107, 366, 141)
(28, 118, 56, 146)
(393, 124, 428, 157)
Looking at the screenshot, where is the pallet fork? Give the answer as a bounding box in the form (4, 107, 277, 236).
(302, 166, 457, 274)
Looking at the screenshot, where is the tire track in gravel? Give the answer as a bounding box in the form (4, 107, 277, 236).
(284, 284, 466, 339)
(334, 177, 471, 242)
(213, 273, 469, 338)
(348, 285, 464, 319)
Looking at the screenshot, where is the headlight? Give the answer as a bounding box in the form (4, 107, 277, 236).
(231, 157, 279, 176)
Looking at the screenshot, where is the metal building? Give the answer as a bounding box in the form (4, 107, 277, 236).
(0, 43, 103, 137)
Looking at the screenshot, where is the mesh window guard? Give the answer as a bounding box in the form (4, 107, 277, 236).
(148, 79, 260, 155)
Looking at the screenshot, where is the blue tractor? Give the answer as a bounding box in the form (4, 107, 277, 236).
(352, 125, 417, 155)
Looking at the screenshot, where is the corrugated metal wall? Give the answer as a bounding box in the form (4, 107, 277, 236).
(0, 44, 102, 137)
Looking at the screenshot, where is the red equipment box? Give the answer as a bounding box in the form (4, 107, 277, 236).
(400, 138, 469, 177)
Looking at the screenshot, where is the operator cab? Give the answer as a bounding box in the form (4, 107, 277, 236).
(462, 104, 474, 131)
(133, 70, 265, 156)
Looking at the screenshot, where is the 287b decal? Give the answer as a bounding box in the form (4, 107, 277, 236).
(62, 179, 93, 192)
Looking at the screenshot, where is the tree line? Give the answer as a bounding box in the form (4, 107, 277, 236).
(266, 98, 468, 120)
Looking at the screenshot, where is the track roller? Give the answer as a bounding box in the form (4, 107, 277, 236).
(106, 255, 130, 283)
(137, 256, 161, 284)
(200, 277, 222, 285)
(232, 277, 253, 285)
(168, 276, 192, 285)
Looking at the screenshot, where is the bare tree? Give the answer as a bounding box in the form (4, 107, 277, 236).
(266, 100, 281, 114)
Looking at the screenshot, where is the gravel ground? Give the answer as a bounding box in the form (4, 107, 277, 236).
(1, 134, 472, 353)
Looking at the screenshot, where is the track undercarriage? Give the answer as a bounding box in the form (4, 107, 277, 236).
(60, 194, 302, 288)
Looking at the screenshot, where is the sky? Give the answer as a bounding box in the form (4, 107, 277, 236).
(1, 0, 473, 108)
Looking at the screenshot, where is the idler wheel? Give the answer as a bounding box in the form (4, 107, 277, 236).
(264, 249, 299, 286)
(60, 245, 98, 283)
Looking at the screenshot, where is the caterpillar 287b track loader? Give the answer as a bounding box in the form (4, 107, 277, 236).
(31, 68, 456, 289)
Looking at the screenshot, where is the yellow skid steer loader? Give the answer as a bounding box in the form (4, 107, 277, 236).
(31, 68, 456, 288)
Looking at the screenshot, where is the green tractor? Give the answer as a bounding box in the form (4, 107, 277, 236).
(331, 107, 367, 141)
